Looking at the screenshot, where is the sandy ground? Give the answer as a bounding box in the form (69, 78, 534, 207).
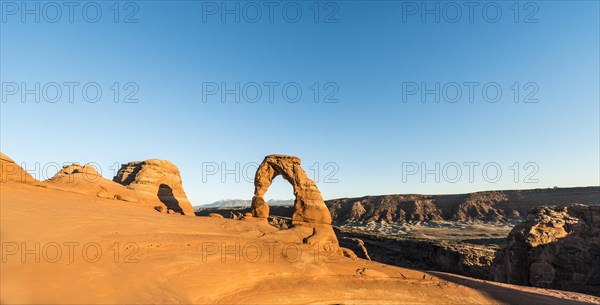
(2, 181, 599, 304)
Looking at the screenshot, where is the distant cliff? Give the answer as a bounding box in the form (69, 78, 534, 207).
(326, 187, 600, 225)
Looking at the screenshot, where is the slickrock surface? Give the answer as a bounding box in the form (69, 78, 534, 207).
(3, 180, 599, 304)
(45, 163, 140, 202)
(0, 152, 36, 183)
(113, 159, 195, 216)
(494, 204, 600, 296)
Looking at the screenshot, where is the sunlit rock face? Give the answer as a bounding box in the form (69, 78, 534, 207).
(0, 152, 36, 184)
(250, 154, 338, 251)
(113, 159, 195, 216)
(251, 154, 332, 225)
(493, 204, 600, 296)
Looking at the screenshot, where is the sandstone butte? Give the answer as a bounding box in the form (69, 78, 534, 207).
(112, 159, 196, 216)
(1, 152, 599, 305)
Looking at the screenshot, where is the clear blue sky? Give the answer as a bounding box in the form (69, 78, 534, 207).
(1, 1, 598, 205)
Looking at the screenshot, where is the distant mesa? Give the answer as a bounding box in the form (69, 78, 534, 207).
(326, 187, 600, 225)
(113, 159, 195, 216)
(0, 152, 37, 184)
(493, 204, 600, 295)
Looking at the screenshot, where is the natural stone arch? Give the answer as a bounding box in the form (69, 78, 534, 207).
(251, 154, 332, 225)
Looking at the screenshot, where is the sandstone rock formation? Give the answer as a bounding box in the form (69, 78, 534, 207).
(230, 212, 243, 220)
(493, 204, 600, 296)
(45, 163, 139, 202)
(268, 216, 291, 230)
(51, 163, 101, 179)
(0, 152, 36, 183)
(339, 237, 371, 260)
(451, 192, 512, 222)
(251, 154, 332, 224)
(250, 155, 338, 249)
(339, 247, 359, 260)
(113, 159, 195, 216)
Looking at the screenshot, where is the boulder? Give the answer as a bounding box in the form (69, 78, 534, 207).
(493, 204, 600, 296)
(229, 212, 244, 220)
(340, 237, 371, 260)
(113, 159, 195, 216)
(268, 216, 291, 230)
(339, 247, 359, 260)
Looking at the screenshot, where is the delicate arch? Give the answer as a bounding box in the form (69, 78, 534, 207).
(251, 154, 332, 225)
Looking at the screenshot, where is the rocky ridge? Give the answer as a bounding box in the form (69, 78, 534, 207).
(327, 187, 599, 225)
